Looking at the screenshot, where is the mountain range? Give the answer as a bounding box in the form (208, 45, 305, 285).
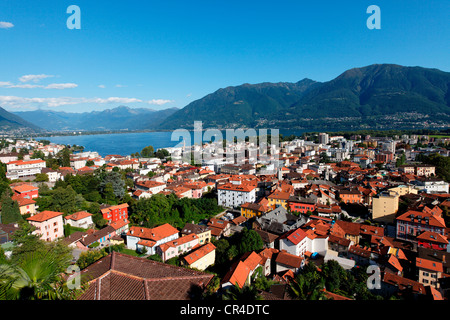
(158, 64, 450, 130)
(13, 106, 179, 132)
(3, 63, 450, 133)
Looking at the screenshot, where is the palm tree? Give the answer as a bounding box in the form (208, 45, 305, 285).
(289, 273, 327, 300)
(0, 250, 84, 300)
(222, 283, 263, 300)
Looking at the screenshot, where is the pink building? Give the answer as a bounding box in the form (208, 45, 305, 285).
(157, 233, 200, 261)
(27, 210, 64, 242)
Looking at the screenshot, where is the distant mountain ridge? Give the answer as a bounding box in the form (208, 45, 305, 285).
(158, 64, 450, 130)
(0, 107, 42, 133)
(14, 106, 179, 132)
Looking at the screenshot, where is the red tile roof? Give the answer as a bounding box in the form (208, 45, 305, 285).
(77, 252, 214, 300)
(27, 210, 63, 222)
(183, 242, 216, 265)
(65, 211, 92, 221)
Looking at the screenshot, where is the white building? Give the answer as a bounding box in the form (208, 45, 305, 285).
(126, 224, 179, 255)
(6, 159, 46, 179)
(217, 182, 256, 208)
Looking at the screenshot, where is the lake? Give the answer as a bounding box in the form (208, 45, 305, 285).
(36, 129, 308, 157)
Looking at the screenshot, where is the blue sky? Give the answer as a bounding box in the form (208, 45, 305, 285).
(0, 0, 449, 113)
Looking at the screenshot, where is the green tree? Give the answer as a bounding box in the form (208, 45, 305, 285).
(59, 148, 71, 168)
(0, 250, 82, 300)
(140, 145, 155, 158)
(221, 283, 262, 300)
(237, 229, 264, 255)
(0, 190, 22, 224)
(35, 173, 49, 182)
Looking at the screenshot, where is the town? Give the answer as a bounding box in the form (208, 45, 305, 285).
(0, 131, 449, 301)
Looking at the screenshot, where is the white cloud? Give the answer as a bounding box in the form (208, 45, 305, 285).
(0, 81, 13, 87)
(115, 84, 126, 88)
(44, 83, 78, 89)
(0, 95, 174, 109)
(0, 21, 14, 29)
(19, 74, 54, 83)
(146, 99, 174, 105)
(98, 85, 106, 88)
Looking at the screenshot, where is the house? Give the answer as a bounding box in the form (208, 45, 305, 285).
(376, 272, 426, 299)
(41, 168, 62, 182)
(221, 251, 264, 289)
(347, 245, 373, 266)
(279, 228, 308, 257)
(157, 233, 199, 262)
(396, 209, 446, 243)
(181, 223, 211, 245)
(412, 177, 449, 194)
(11, 194, 36, 216)
(64, 211, 94, 229)
(255, 229, 279, 249)
(135, 180, 167, 195)
(76, 251, 214, 300)
(338, 190, 363, 204)
(416, 257, 443, 289)
(109, 218, 130, 236)
(126, 223, 179, 254)
(327, 234, 353, 255)
(275, 251, 304, 274)
(100, 203, 129, 224)
(0, 152, 19, 164)
(417, 231, 448, 251)
(80, 225, 116, 247)
(330, 220, 362, 244)
(288, 196, 316, 215)
(240, 200, 270, 219)
(207, 218, 231, 239)
(267, 190, 291, 210)
(182, 242, 216, 271)
(11, 183, 39, 199)
(253, 206, 306, 236)
(26, 210, 64, 242)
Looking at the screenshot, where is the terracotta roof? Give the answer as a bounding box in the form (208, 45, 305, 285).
(127, 223, 179, 242)
(275, 251, 303, 269)
(387, 255, 403, 272)
(396, 210, 446, 228)
(158, 233, 198, 252)
(416, 258, 444, 273)
(382, 272, 425, 295)
(416, 231, 448, 244)
(77, 251, 214, 300)
(286, 228, 307, 245)
(65, 211, 92, 221)
(27, 210, 63, 222)
(109, 218, 129, 230)
(100, 203, 129, 214)
(11, 194, 36, 206)
(12, 184, 38, 193)
(183, 242, 216, 265)
(223, 261, 251, 289)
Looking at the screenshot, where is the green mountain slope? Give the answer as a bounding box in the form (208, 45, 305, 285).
(159, 64, 450, 130)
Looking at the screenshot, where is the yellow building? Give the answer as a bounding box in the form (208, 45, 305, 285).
(267, 190, 290, 210)
(240, 200, 270, 219)
(183, 242, 216, 271)
(372, 190, 399, 223)
(181, 223, 211, 245)
(389, 185, 418, 196)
